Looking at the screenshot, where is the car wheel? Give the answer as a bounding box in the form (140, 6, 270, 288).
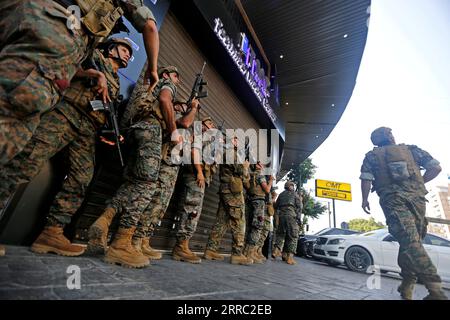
(344, 246, 373, 273)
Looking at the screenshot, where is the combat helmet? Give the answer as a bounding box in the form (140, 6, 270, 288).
(158, 65, 180, 78)
(100, 37, 133, 68)
(370, 127, 393, 146)
(284, 180, 295, 190)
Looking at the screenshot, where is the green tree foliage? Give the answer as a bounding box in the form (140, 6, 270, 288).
(298, 190, 328, 235)
(348, 217, 385, 232)
(287, 158, 316, 191)
(302, 190, 327, 220)
(285, 158, 326, 234)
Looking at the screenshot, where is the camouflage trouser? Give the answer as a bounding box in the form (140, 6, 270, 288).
(109, 119, 163, 230)
(0, 0, 88, 164)
(175, 173, 205, 241)
(245, 199, 266, 246)
(134, 161, 180, 238)
(273, 214, 299, 254)
(380, 193, 441, 284)
(0, 103, 95, 225)
(206, 192, 246, 255)
(256, 214, 271, 248)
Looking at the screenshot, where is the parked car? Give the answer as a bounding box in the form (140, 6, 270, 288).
(296, 227, 361, 258)
(312, 228, 450, 282)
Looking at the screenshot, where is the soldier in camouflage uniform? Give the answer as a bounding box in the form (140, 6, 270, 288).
(203, 137, 253, 265)
(171, 117, 218, 264)
(130, 101, 200, 260)
(254, 187, 277, 262)
(361, 127, 447, 300)
(244, 163, 274, 263)
(272, 181, 301, 265)
(89, 66, 193, 268)
(87, 100, 197, 260)
(0, 0, 159, 165)
(0, 38, 132, 257)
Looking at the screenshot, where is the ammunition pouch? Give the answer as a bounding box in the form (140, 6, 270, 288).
(75, 0, 124, 37)
(229, 176, 244, 193)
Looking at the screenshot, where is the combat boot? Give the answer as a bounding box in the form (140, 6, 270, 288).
(245, 245, 263, 264)
(203, 249, 224, 261)
(423, 282, 448, 300)
(271, 247, 282, 260)
(256, 246, 267, 262)
(31, 226, 85, 256)
(87, 207, 116, 254)
(282, 252, 288, 261)
(397, 279, 415, 300)
(141, 238, 162, 260)
(132, 237, 143, 253)
(0, 244, 5, 256)
(172, 239, 201, 264)
(286, 253, 297, 265)
(231, 254, 253, 265)
(104, 227, 150, 268)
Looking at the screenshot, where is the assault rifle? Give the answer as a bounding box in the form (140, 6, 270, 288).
(84, 57, 124, 167)
(187, 62, 208, 112)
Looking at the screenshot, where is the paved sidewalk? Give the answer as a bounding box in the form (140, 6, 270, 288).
(0, 245, 448, 300)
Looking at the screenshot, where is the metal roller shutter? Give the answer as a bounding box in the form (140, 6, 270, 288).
(150, 10, 264, 252)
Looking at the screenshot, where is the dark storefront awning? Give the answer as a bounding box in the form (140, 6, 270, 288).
(241, 0, 371, 174)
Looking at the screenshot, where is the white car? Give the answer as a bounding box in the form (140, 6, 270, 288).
(312, 228, 450, 282)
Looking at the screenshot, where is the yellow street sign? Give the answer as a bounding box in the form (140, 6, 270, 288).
(315, 179, 352, 201)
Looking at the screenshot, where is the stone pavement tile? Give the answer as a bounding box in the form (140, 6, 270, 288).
(1, 246, 448, 300)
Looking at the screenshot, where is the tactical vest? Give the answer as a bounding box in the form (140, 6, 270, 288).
(248, 172, 266, 198)
(74, 0, 124, 38)
(371, 144, 424, 192)
(63, 52, 120, 128)
(122, 79, 174, 131)
(277, 190, 297, 210)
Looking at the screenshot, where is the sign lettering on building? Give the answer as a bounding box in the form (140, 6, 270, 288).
(213, 17, 277, 123)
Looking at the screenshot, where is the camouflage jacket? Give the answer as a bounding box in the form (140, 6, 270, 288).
(58, 49, 119, 129)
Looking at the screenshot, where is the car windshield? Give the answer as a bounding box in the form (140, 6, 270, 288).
(315, 228, 331, 235)
(360, 229, 387, 237)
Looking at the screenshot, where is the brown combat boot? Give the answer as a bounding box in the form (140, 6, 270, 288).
(231, 254, 253, 265)
(132, 237, 143, 253)
(31, 226, 85, 256)
(423, 282, 448, 300)
(104, 227, 150, 268)
(141, 238, 162, 260)
(0, 244, 5, 257)
(397, 279, 415, 300)
(271, 247, 282, 260)
(87, 207, 116, 254)
(245, 245, 263, 264)
(286, 253, 297, 265)
(203, 249, 224, 261)
(172, 239, 201, 264)
(256, 246, 267, 262)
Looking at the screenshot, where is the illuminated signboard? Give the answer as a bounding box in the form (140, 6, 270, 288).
(213, 17, 277, 123)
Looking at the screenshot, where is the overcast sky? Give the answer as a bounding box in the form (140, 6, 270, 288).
(301, 0, 450, 234)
